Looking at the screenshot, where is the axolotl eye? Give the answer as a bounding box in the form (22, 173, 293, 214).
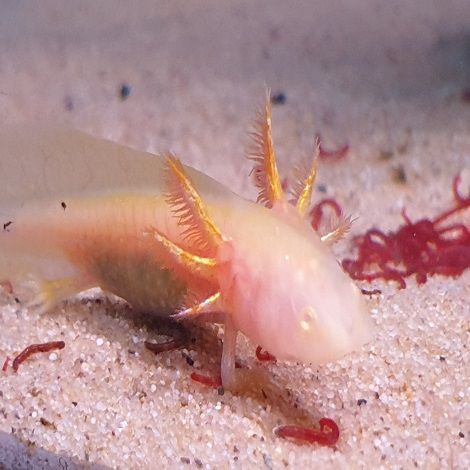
(298, 306, 318, 332)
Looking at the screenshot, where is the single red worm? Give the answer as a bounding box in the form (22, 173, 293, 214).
(274, 417, 340, 446)
(12, 341, 65, 372)
(255, 346, 276, 362)
(190, 372, 222, 388)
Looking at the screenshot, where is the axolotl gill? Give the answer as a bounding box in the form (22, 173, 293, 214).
(0, 94, 372, 388)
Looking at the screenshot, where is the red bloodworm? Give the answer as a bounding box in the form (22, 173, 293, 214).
(274, 418, 340, 446)
(452, 174, 469, 204)
(315, 134, 349, 161)
(144, 324, 188, 354)
(12, 341, 65, 372)
(342, 174, 469, 288)
(433, 175, 469, 224)
(190, 372, 222, 388)
(255, 346, 277, 362)
(2, 356, 9, 372)
(400, 208, 413, 225)
(310, 198, 343, 231)
(437, 223, 467, 237)
(190, 364, 242, 388)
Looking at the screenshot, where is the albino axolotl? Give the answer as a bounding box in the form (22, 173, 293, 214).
(0, 94, 372, 388)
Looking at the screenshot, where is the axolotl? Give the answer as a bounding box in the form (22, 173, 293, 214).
(0, 95, 372, 388)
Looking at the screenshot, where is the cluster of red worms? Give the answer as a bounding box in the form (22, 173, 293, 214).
(341, 175, 470, 288)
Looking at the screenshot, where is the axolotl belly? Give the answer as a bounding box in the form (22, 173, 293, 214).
(0, 98, 372, 388)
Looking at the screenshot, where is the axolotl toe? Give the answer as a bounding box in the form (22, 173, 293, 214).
(0, 94, 372, 388)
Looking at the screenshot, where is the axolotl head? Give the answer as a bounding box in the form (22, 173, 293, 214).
(218, 201, 373, 366)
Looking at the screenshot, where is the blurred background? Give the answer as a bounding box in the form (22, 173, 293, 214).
(1, 0, 468, 227)
(1, 1, 469, 181)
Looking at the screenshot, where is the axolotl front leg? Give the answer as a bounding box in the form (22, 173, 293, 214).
(144, 155, 240, 389)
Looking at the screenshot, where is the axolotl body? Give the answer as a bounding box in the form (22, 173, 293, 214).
(0, 96, 372, 388)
